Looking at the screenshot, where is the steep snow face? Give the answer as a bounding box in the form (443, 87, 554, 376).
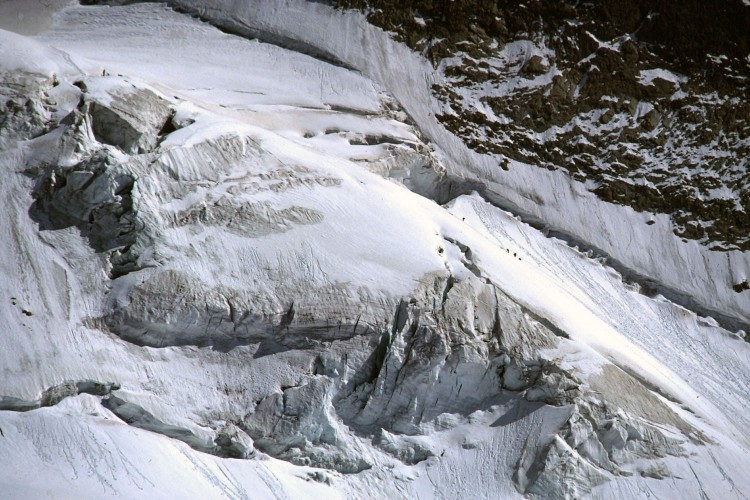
(2, 3, 750, 499)
(162, 0, 750, 331)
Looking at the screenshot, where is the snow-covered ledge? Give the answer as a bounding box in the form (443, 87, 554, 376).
(167, 0, 749, 329)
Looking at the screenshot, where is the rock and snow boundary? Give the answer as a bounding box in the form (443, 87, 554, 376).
(163, 0, 750, 330)
(0, 2, 749, 499)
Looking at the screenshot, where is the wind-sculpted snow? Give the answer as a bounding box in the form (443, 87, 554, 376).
(1, 3, 750, 500)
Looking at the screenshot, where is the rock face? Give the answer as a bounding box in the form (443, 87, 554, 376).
(336, 0, 750, 251)
(1, 2, 750, 499)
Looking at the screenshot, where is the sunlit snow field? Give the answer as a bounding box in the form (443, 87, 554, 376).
(1, 2, 749, 499)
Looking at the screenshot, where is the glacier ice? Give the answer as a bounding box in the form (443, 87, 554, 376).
(0, 2, 750, 499)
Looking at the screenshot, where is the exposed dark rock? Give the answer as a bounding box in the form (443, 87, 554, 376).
(334, 0, 750, 250)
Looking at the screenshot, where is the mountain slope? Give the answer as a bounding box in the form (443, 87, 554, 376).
(1, 2, 749, 499)
(159, 0, 750, 331)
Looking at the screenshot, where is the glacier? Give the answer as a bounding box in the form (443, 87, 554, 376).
(1, 1, 749, 499)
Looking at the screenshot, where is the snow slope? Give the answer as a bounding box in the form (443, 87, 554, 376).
(1, 3, 749, 499)
(164, 0, 750, 330)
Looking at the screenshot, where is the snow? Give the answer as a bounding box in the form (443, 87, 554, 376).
(0, 0, 75, 36)
(34, 4, 383, 115)
(170, 0, 750, 326)
(1, 2, 750, 499)
(0, 29, 74, 78)
(440, 40, 560, 100)
(637, 68, 687, 86)
(445, 194, 750, 444)
(0, 395, 340, 499)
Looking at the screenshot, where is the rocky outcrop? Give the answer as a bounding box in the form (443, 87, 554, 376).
(335, 0, 750, 251)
